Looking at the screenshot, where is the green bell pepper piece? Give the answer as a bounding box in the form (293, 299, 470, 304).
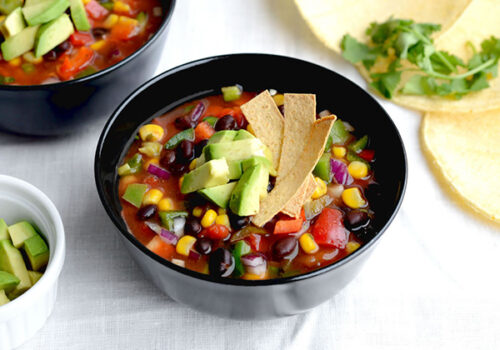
(203, 116, 218, 127)
(328, 119, 350, 146)
(118, 153, 143, 176)
(232, 240, 251, 277)
(122, 184, 148, 208)
(164, 128, 195, 149)
(348, 135, 368, 153)
(313, 153, 332, 183)
(221, 85, 242, 102)
(159, 211, 188, 231)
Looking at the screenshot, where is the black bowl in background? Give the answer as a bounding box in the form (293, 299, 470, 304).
(95, 54, 407, 320)
(0, 0, 176, 136)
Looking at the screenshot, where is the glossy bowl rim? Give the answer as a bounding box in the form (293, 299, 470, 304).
(0, 0, 176, 91)
(95, 53, 408, 287)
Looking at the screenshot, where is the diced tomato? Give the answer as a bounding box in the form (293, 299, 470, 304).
(194, 121, 215, 142)
(204, 224, 230, 240)
(359, 149, 375, 162)
(274, 209, 305, 234)
(245, 233, 262, 251)
(70, 32, 94, 47)
(146, 236, 174, 260)
(85, 0, 109, 20)
(56, 47, 95, 81)
(311, 208, 348, 249)
(204, 104, 224, 118)
(218, 108, 236, 118)
(143, 175, 160, 187)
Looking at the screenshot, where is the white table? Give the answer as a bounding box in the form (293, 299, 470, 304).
(2, 0, 499, 348)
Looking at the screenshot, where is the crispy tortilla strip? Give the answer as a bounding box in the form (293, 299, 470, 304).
(281, 174, 317, 218)
(241, 90, 284, 169)
(253, 115, 336, 227)
(422, 109, 500, 223)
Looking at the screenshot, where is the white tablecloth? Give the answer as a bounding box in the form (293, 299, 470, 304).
(2, 1, 499, 349)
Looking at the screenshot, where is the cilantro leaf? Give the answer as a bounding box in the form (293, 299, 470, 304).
(370, 71, 401, 98)
(341, 35, 378, 69)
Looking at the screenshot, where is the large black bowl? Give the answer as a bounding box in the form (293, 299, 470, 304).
(0, 0, 176, 136)
(95, 54, 407, 320)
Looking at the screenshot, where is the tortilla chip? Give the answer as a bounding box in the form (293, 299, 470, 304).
(241, 90, 284, 169)
(422, 109, 500, 223)
(294, 0, 471, 53)
(281, 174, 317, 218)
(253, 115, 337, 227)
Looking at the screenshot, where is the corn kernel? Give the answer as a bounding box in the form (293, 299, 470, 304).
(299, 233, 319, 254)
(22, 52, 43, 64)
(142, 189, 163, 206)
(346, 241, 361, 254)
(90, 40, 106, 51)
(311, 177, 327, 199)
(201, 209, 217, 228)
(178, 176, 184, 189)
(246, 124, 255, 135)
(273, 94, 284, 107)
(8, 57, 21, 67)
(215, 214, 230, 228)
(341, 187, 366, 209)
(114, 1, 131, 14)
(192, 206, 203, 217)
(189, 158, 197, 170)
(144, 158, 159, 170)
(217, 208, 226, 215)
(158, 198, 173, 211)
(333, 146, 346, 158)
(118, 15, 138, 27)
(176, 235, 196, 256)
(242, 273, 266, 280)
(348, 161, 368, 179)
(103, 14, 119, 29)
(139, 124, 164, 142)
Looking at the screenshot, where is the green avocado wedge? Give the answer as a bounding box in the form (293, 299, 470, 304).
(0, 271, 20, 293)
(1, 25, 39, 61)
(0, 0, 23, 15)
(198, 182, 237, 209)
(35, 13, 75, 57)
(0, 219, 8, 241)
(22, 0, 70, 26)
(69, 0, 90, 31)
(0, 7, 26, 38)
(0, 240, 31, 299)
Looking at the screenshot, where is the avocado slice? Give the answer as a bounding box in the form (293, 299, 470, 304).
(28, 270, 43, 285)
(0, 7, 26, 38)
(7, 221, 37, 248)
(313, 153, 332, 183)
(69, 0, 89, 31)
(207, 130, 237, 145)
(228, 160, 242, 180)
(24, 234, 50, 271)
(34, 13, 74, 57)
(229, 164, 269, 216)
(0, 219, 8, 241)
(233, 129, 255, 141)
(1, 25, 39, 61)
(0, 0, 22, 15)
(0, 271, 20, 293)
(181, 158, 230, 194)
(122, 183, 148, 208)
(22, 0, 70, 26)
(0, 289, 9, 305)
(0, 240, 31, 299)
(198, 182, 237, 209)
(241, 156, 277, 177)
(204, 138, 272, 164)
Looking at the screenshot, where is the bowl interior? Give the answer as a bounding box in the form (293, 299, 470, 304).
(96, 54, 407, 284)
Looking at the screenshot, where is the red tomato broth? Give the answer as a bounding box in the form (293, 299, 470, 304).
(0, 0, 163, 85)
(118, 90, 376, 279)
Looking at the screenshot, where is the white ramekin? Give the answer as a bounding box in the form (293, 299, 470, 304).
(0, 175, 65, 350)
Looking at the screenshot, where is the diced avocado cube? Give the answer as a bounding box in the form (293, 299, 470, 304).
(0, 0, 22, 15)
(122, 183, 148, 208)
(0, 289, 9, 305)
(241, 156, 277, 177)
(229, 164, 269, 216)
(221, 85, 242, 102)
(198, 182, 237, 209)
(1, 25, 39, 61)
(69, 0, 89, 31)
(181, 158, 229, 194)
(233, 129, 255, 141)
(0, 240, 31, 299)
(8, 221, 37, 248)
(0, 219, 8, 241)
(24, 234, 50, 271)
(0, 271, 20, 293)
(207, 130, 237, 145)
(0, 7, 26, 38)
(204, 138, 272, 164)
(22, 0, 70, 26)
(313, 153, 332, 183)
(228, 160, 242, 180)
(28, 270, 43, 285)
(34, 13, 74, 57)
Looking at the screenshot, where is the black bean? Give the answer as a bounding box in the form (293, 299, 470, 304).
(168, 163, 188, 176)
(195, 238, 212, 255)
(176, 140, 195, 163)
(272, 236, 298, 260)
(91, 27, 109, 40)
(185, 216, 202, 236)
(183, 193, 208, 210)
(345, 210, 370, 231)
(215, 115, 237, 131)
(353, 225, 375, 243)
(195, 139, 208, 158)
(43, 50, 58, 61)
(228, 212, 250, 230)
(55, 40, 72, 53)
(175, 115, 194, 130)
(209, 248, 234, 277)
(136, 205, 157, 221)
(160, 149, 176, 168)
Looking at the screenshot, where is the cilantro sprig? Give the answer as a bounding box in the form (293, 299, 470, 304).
(341, 18, 500, 99)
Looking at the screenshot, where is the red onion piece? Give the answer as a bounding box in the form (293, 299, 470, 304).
(330, 159, 353, 185)
(190, 102, 206, 124)
(241, 253, 267, 276)
(145, 222, 178, 245)
(147, 164, 171, 179)
(188, 250, 201, 260)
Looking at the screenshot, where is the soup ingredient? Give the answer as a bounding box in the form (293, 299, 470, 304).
(8, 220, 37, 248)
(180, 158, 230, 194)
(69, 0, 90, 31)
(0, 271, 20, 293)
(229, 163, 269, 216)
(0, 0, 23, 15)
(312, 208, 348, 248)
(22, 0, 69, 26)
(1, 25, 39, 61)
(221, 84, 242, 102)
(0, 239, 30, 298)
(0, 219, 7, 240)
(1, 7, 25, 37)
(24, 234, 50, 271)
(164, 128, 195, 149)
(122, 183, 148, 208)
(0, 290, 9, 306)
(209, 248, 234, 277)
(198, 182, 237, 209)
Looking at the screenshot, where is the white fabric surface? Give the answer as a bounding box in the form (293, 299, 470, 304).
(1, 0, 499, 348)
